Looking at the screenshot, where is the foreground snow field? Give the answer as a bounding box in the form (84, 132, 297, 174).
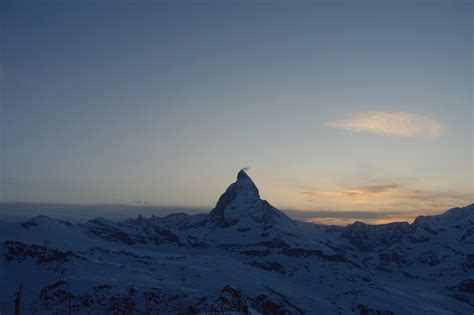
(0, 170, 472, 314)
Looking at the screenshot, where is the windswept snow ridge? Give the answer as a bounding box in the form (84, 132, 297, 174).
(0, 170, 472, 314)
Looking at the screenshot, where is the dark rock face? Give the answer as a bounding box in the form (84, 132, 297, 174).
(458, 279, 474, 294)
(40, 280, 71, 310)
(107, 292, 137, 314)
(253, 289, 305, 315)
(87, 218, 181, 246)
(237, 169, 252, 181)
(207, 177, 240, 227)
(169, 285, 307, 315)
(210, 182, 238, 219)
(248, 260, 285, 273)
(463, 254, 474, 271)
(416, 250, 441, 266)
(448, 279, 474, 294)
(3, 240, 78, 264)
(87, 219, 146, 245)
(187, 236, 208, 248)
(377, 251, 406, 271)
(461, 227, 474, 244)
(280, 248, 345, 262)
(239, 249, 271, 257)
(208, 170, 257, 228)
(253, 295, 290, 315)
(257, 238, 290, 249)
(446, 279, 474, 307)
(159, 213, 207, 230)
(3, 240, 81, 274)
(357, 304, 395, 315)
(141, 225, 181, 245)
(256, 201, 293, 226)
(211, 285, 249, 313)
(21, 220, 39, 229)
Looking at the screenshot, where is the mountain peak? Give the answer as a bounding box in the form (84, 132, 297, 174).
(234, 169, 260, 199)
(237, 169, 251, 181)
(208, 170, 294, 229)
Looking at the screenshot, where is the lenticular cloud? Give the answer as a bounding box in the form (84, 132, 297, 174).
(327, 111, 443, 137)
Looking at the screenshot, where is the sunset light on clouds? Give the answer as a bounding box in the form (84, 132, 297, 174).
(327, 112, 444, 138)
(296, 183, 471, 224)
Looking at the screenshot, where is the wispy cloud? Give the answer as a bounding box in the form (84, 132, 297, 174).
(287, 172, 471, 225)
(286, 209, 406, 220)
(327, 111, 443, 137)
(300, 183, 471, 216)
(287, 190, 472, 225)
(284, 209, 420, 225)
(303, 184, 399, 197)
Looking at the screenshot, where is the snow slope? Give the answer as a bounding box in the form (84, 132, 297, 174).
(0, 170, 472, 314)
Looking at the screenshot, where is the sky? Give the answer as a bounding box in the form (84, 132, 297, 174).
(1, 1, 472, 225)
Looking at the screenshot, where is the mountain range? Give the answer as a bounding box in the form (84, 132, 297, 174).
(0, 170, 472, 314)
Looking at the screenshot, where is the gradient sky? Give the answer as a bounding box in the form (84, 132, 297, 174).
(1, 1, 472, 224)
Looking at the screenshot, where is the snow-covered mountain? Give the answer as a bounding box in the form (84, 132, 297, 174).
(0, 170, 472, 314)
(208, 169, 295, 229)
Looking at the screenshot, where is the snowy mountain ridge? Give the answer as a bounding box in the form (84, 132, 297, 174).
(0, 170, 472, 314)
(207, 169, 295, 230)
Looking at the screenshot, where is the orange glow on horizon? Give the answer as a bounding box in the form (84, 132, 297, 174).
(305, 215, 417, 226)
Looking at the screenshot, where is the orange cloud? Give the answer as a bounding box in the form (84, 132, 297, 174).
(300, 184, 471, 215)
(327, 111, 444, 137)
(302, 184, 407, 205)
(289, 209, 420, 226)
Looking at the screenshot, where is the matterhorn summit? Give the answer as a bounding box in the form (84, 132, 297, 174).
(208, 169, 295, 229)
